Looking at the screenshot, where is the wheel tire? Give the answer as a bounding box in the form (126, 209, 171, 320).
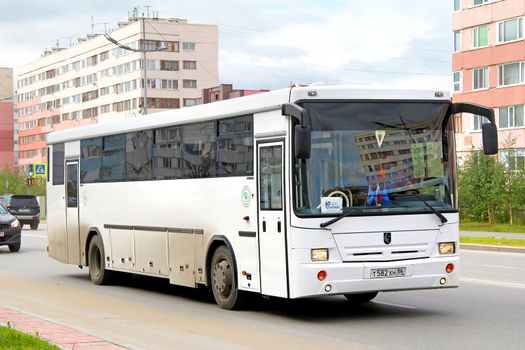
(8, 242, 21, 252)
(30, 223, 38, 230)
(88, 235, 113, 285)
(344, 292, 379, 303)
(210, 245, 244, 310)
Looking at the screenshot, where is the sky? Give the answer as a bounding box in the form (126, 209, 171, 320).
(0, 0, 454, 91)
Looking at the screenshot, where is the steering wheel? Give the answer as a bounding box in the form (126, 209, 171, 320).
(326, 190, 352, 207)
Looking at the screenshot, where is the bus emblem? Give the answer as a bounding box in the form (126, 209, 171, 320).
(241, 186, 252, 207)
(384, 232, 392, 245)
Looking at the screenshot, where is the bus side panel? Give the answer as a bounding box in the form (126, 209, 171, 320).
(109, 228, 135, 271)
(168, 231, 196, 287)
(136, 229, 169, 276)
(78, 177, 260, 292)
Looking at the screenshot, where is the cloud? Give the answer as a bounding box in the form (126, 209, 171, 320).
(0, 0, 454, 91)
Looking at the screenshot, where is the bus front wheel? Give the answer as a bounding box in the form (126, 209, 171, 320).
(88, 235, 113, 285)
(210, 245, 244, 310)
(344, 292, 378, 303)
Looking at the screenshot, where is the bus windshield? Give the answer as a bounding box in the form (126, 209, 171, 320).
(293, 101, 456, 216)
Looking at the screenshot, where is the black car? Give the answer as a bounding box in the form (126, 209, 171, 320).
(0, 204, 22, 252)
(1, 194, 40, 230)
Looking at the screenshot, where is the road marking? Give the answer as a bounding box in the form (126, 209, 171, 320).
(481, 264, 517, 270)
(461, 277, 525, 289)
(23, 234, 47, 239)
(373, 301, 417, 309)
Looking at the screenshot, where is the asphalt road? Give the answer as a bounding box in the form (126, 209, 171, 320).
(0, 224, 524, 350)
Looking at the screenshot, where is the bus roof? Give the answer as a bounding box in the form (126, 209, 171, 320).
(47, 85, 450, 144)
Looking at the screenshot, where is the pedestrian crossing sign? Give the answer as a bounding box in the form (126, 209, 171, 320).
(34, 163, 46, 177)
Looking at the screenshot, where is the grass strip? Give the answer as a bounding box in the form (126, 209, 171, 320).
(0, 325, 60, 350)
(460, 236, 525, 247)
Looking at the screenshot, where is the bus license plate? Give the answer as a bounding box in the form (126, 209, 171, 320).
(370, 267, 406, 279)
(0, 232, 4, 238)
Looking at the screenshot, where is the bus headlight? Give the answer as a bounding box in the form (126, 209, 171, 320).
(439, 242, 455, 255)
(10, 219, 20, 228)
(311, 248, 329, 262)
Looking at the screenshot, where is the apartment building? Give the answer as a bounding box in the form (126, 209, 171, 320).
(16, 16, 218, 166)
(452, 0, 525, 167)
(0, 67, 14, 169)
(198, 84, 269, 104)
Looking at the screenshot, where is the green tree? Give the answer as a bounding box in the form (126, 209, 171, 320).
(495, 135, 525, 225)
(458, 152, 506, 224)
(0, 167, 46, 196)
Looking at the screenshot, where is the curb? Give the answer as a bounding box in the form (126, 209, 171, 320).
(0, 307, 128, 350)
(460, 243, 525, 254)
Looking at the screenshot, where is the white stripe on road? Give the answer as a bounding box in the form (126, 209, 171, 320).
(481, 264, 517, 270)
(461, 277, 525, 289)
(373, 301, 417, 309)
(23, 234, 47, 239)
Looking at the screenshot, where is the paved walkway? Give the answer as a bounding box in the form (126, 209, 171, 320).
(460, 230, 525, 239)
(0, 308, 127, 350)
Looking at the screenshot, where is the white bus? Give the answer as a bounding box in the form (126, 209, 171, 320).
(46, 85, 497, 309)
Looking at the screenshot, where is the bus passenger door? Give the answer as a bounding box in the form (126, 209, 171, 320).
(65, 161, 81, 265)
(258, 141, 288, 298)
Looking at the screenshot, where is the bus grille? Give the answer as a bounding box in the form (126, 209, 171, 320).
(333, 230, 439, 262)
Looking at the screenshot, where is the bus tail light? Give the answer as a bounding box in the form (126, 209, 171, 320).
(317, 270, 327, 281)
(446, 263, 454, 273)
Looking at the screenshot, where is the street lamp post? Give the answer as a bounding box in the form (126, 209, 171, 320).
(104, 18, 167, 116)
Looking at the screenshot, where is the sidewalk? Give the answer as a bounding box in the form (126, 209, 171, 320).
(460, 230, 525, 240)
(0, 308, 128, 350)
(460, 230, 525, 253)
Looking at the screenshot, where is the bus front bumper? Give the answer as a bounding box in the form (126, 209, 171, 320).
(290, 256, 459, 298)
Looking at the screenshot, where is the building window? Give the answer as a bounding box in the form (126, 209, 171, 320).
(472, 67, 488, 90)
(498, 61, 525, 86)
(473, 114, 487, 131)
(498, 17, 524, 44)
(499, 149, 525, 170)
(182, 42, 196, 51)
(183, 98, 198, 106)
(472, 25, 489, 48)
(454, 0, 461, 11)
(183, 60, 197, 70)
(453, 71, 462, 92)
(183, 79, 197, 88)
(161, 79, 178, 90)
(100, 51, 109, 61)
(100, 104, 111, 114)
(473, 0, 489, 5)
(499, 105, 524, 129)
(160, 60, 179, 71)
(453, 31, 461, 52)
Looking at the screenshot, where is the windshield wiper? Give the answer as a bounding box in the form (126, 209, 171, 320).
(320, 207, 365, 228)
(414, 194, 448, 224)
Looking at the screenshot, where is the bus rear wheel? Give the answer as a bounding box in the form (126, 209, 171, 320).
(88, 235, 113, 285)
(210, 245, 244, 310)
(344, 292, 378, 303)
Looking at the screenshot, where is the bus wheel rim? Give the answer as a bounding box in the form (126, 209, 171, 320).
(213, 259, 232, 297)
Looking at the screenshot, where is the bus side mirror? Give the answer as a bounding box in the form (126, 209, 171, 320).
(282, 103, 312, 159)
(482, 123, 498, 155)
(295, 125, 311, 159)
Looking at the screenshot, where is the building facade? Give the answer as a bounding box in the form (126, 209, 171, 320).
(16, 16, 218, 166)
(452, 0, 525, 167)
(198, 84, 269, 105)
(0, 67, 14, 169)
